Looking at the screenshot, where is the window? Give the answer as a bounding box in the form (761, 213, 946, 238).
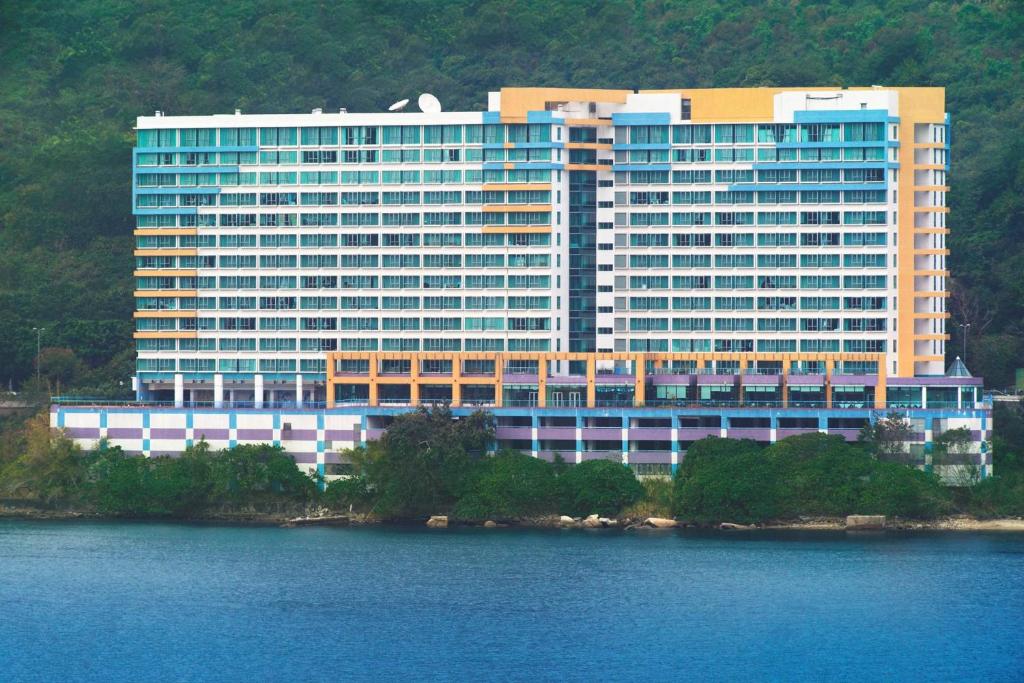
(260, 128, 297, 146)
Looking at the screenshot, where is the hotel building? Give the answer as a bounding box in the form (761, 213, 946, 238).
(54, 87, 990, 478)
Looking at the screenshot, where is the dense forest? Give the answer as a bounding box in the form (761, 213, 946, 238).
(0, 0, 1022, 393)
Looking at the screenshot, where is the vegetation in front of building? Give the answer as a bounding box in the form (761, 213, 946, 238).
(1, 404, 1022, 523)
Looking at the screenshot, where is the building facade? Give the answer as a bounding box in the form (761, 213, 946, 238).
(132, 87, 949, 405)
(54, 86, 985, 480)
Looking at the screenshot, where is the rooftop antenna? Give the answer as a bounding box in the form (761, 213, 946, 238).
(388, 98, 410, 112)
(418, 93, 442, 113)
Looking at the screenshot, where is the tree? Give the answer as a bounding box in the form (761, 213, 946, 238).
(559, 459, 643, 518)
(37, 347, 82, 387)
(859, 413, 916, 463)
(0, 411, 86, 504)
(357, 407, 494, 518)
(453, 449, 559, 521)
(934, 427, 980, 487)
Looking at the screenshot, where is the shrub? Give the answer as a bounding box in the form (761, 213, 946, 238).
(965, 473, 1024, 518)
(856, 461, 950, 518)
(322, 475, 374, 513)
(356, 408, 494, 518)
(453, 449, 558, 521)
(621, 477, 674, 520)
(673, 434, 952, 524)
(673, 439, 780, 524)
(559, 459, 643, 518)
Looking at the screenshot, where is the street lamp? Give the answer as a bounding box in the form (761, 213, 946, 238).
(958, 323, 971, 363)
(30, 327, 45, 385)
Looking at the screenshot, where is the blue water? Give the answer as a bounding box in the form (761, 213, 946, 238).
(1, 521, 1022, 681)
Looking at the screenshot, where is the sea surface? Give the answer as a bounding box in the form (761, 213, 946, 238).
(0, 520, 1022, 682)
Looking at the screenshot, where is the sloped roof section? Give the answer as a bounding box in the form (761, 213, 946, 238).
(946, 357, 972, 377)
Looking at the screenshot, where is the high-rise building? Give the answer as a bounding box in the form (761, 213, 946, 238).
(132, 86, 949, 406)
(54, 86, 985, 479)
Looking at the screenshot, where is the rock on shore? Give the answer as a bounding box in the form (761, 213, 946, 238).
(846, 515, 886, 530)
(643, 517, 679, 529)
(426, 515, 448, 528)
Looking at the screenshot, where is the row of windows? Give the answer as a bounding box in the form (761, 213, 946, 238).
(618, 163, 891, 186)
(622, 275, 887, 289)
(624, 339, 887, 353)
(138, 124, 555, 149)
(624, 123, 887, 145)
(137, 338, 553, 369)
(626, 296, 888, 311)
(625, 241, 889, 267)
(135, 297, 553, 326)
(136, 209, 553, 228)
(618, 232, 888, 247)
(625, 211, 888, 226)
(139, 122, 890, 150)
(629, 317, 886, 332)
(621, 147, 887, 165)
(634, 169, 865, 185)
(626, 190, 887, 206)
(135, 155, 558, 186)
(135, 230, 549, 249)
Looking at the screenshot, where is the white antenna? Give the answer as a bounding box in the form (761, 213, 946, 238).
(388, 98, 410, 112)
(418, 93, 442, 113)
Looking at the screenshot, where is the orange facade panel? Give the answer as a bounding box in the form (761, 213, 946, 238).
(133, 331, 197, 339)
(133, 249, 198, 257)
(133, 228, 198, 236)
(133, 269, 198, 278)
(133, 310, 197, 319)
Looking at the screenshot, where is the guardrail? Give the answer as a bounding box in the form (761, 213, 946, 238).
(50, 397, 989, 412)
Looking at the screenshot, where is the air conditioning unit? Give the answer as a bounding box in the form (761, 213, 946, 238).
(283, 423, 292, 431)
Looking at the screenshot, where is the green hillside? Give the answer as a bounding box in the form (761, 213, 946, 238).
(1, 0, 1021, 393)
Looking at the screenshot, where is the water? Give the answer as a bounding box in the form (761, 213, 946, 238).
(1, 521, 1022, 681)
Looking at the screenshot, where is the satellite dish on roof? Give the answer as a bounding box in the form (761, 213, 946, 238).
(418, 93, 442, 113)
(388, 98, 410, 112)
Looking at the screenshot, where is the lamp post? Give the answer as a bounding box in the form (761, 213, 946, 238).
(958, 322, 970, 363)
(30, 327, 45, 385)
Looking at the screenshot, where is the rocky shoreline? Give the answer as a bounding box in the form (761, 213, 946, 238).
(3, 505, 1023, 532)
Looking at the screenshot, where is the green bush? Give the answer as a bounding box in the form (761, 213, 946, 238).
(621, 477, 674, 520)
(89, 449, 212, 516)
(856, 461, 950, 518)
(453, 449, 559, 521)
(673, 438, 780, 524)
(559, 459, 643, 518)
(322, 475, 374, 514)
(355, 407, 493, 519)
(966, 473, 1024, 517)
(674, 434, 952, 524)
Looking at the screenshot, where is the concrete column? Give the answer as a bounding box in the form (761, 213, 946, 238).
(537, 358, 547, 408)
(531, 414, 540, 458)
(720, 414, 729, 439)
(621, 415, 629, 463)
(575, 415, 583, 462)
(254, 374, 264, 409)
(173, 373, 184, 408)
(924, 416, 934, 466)
(213, 373, 224, 409)
(451, 358, 461, 408)
(295, 374, 303, 408)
